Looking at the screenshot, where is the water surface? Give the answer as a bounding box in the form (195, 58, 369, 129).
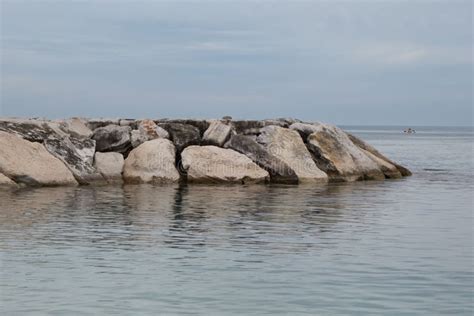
(1, 126, 473, 315)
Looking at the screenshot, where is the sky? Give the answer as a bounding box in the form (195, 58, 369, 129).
(0, 0, 472, 126)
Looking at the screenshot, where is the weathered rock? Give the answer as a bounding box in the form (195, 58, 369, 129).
(362, 149, 402, 179)
(0, 131, 77, 186)
(157, 123, 200, 153)
(0, 118, 68, 142)
(0, 172, 18, 188)
(43, 137, 104, 184)
(119, 119, 138, 129)
(181, 145, 269, 184)
(257, 126, 328, 183)
(94, 152, 124, 183)
(305, 124, 386, 181)
(226, 135, 298, 184)
(202, 120, 232, 147)
(131, 119, 170, 148)
(347, 133, 412, 177)
(58, 118, 93, 139)
(92, 124, 131, 153)
(155, 119, 210, 136)
(86, 118, 120, 130)
(123, 139, 180, 184)
(290, 122, 322, 141)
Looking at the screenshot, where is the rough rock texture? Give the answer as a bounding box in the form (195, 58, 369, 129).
(123, 139, 180, 184)
(202, 121, 232, 147)
(86, 118, 120, 130)
(181, 145, 269, 184)
(156, 119, 210, 136)
(0, 173, 18, 188)
(157, 123, 200, 153)
(131, 120, 169, 148)
(92, 125, 131, 153)
(347, 133, 412, 177)
(44, 137, 104, 184)
(290, 122, 322, 140)
(58, 118, 93, 139)
(0, 118, 67, 142)
(231, 120, 287, 135)
(94, 152, 124, 183)
(305, 124, 386, 181)
(0, 131, 77, 186)
(361, 149, 403, 179)
(226, 135, 298, 184)
(257, 126, 328, 183)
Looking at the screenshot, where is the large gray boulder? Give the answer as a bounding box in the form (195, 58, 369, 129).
(94, 152, 124, 183)
(155, 119, 210, 136)
(86, 118, 120, 130)
(226, 134, 298, 184)
(123, 139, 180, 184)
(257, 126, 328, 183)
(0, 118, 68, 142)
(43, 137, 104, 184)
(92, 124, 131, 153)
(58, 118, 93, 139)
(0, 131, 77, 186)
(347, 133, 412, 177)
(202, 120, 232, 147)
(181, 145, 269, 184)
(305, 124, 387, 181)
(157, 123, 200, 153)
(0, 172, 18, 188)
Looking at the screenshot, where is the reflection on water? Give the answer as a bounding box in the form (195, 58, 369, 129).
(1, 126, 473, 315)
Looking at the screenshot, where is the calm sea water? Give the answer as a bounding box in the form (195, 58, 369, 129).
(1, 126, 473, 315)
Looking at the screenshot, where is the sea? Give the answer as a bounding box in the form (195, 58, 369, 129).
(1, 126, 473, 315)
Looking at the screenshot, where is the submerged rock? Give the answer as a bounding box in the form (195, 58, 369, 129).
(0, 131, 77, 186)
(43, 137, 104, 184)
(202, 120, 232, 147)
(157, 122, 200, 153)
(226, 134, 298, 184)
(123, 139, 180, 184)
(181, 145, 269, 184)
(94, 152, 124, 183)
(257, 126, 328, 183)
(305, 124, 386, 181)
(92, 125, 131, 153)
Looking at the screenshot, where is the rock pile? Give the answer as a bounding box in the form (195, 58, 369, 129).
(0, 117, 410, 188)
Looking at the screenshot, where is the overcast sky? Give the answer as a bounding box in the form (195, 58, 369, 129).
(1, 0, 472, 125)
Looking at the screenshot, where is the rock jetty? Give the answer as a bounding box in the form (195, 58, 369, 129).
(0, 117, 411, 187)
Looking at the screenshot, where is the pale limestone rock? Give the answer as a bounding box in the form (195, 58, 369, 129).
(94, 152, 124, 183)
(131, 120, 169, 148)
(289, 122, 322, 140)
(181, 145, 269, 184)
(306, 124, 385, 181)
(58, 118, 93, 138)
(362, 149, 402, 179)
(203, 120, 232, 146)
(123, 139, 180, 184)
(257, 126, 328, 183)
(0, 131, 77, 186)
(0, 173, 18, 188)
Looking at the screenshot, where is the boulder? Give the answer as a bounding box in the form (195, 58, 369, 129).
(0, 173, 18, 188)
(123, 139, 180, 184)
(362, 149, 402, 179)
(43, 137, 104, 184)
(94, 152, 124, 183)
(0, 118, 67, 142)
(202, 120, 232, 147)
(257, 126, 328, 183)
(305, 124, 386, 181)
(58, 118, 93, 138)
(347, 133, 412, 177)
(155, 119, 210, 136)
(181, 145, 269, 184)
(289, 122, 323, 140)
(92, 124, 131, 153)
(226, 134, 298, 184)
(131, 119, 169, 148)
(157, 123, 200, 153)
(0, 131, 77, 186)
(86, 118, 120, 130)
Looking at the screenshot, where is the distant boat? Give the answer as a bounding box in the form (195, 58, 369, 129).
(404, 128, 416, 134)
